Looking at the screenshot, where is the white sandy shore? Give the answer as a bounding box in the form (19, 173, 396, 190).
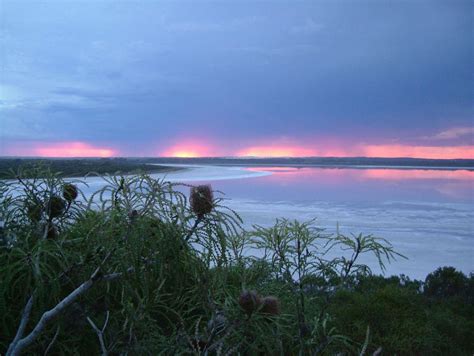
(74, 164, 271, 195)
(146, 163, 271, 182)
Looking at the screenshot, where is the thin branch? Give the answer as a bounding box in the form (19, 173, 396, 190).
(343, 236, 361, 280)
(185, 216, 202, 242)
(359, 326, 370, 356)
(87, 311, 110, 356)
(43, 325, 60, 355)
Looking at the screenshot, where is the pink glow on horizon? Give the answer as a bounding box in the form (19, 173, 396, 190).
(362, 145, 474, 159)
(236, 145, 318, 157)
(3, 138, 474, 160)
(236, 143, 474, 159)
(3, 141, 117, 157)
(35, 142, 116, 157)
(161, 142, 215, 158)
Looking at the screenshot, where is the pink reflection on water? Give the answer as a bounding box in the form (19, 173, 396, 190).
(247, 166, 474, 181)
(362, 169, 474, 180)
(246, 166, 350, 185)
(242, 166, 473, 201)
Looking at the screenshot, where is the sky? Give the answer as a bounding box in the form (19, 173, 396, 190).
(0, 0, 473, 158)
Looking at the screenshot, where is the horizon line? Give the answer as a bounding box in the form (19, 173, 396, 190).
(1, 155, 474, 161)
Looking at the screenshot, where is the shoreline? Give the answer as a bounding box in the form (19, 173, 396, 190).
(198, 163, 474, 171)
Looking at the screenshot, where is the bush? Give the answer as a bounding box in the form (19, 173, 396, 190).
(328, 274, 474, 355)
(0, 169, 472, 354)
(424, 266, 469, 299)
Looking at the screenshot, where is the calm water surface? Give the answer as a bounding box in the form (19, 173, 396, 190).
(191, 167, 474, 279)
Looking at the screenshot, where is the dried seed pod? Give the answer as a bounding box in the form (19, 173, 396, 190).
(63, 183, 78, 201)
(238, 290, 261, 315)
(190, 185, 214, 217)
(260, 296, 281, 316)
(47, 196, 66, 218)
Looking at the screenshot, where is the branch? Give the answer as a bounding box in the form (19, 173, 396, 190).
(86, 311, 110, 356)
(184, 216, 202, 242)
(342, 236, 362, 280)
(6, 295, 34, 355)
(6, 270, 123, 356)
(373, 347, 383, 356)
(43, 325, 60, 355)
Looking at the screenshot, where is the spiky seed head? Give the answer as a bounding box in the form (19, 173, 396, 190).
(260, 296, 281, 316)
(47, 196, 66, 218)
(238, 290, 261, 315)
(190, 185, 214, 217)
(62, 183, 78, 201)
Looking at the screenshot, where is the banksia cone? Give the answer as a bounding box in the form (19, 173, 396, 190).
(190, 185, 214, 217)
(260, 296, 280, 316)
(47, 196, 66, 218)
(63, 183, 78, 201)
(238, 290, 262, 315)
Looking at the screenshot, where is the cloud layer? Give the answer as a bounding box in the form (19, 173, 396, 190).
(1, 0, 472, 158)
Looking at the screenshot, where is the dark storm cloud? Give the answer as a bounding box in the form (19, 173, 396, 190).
(0, 0, 472, 155)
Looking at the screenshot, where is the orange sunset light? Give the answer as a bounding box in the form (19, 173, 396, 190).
(237, 145, 317, 157)
(162, 143, 214, 158)
(159, 142, 474, 159)
(34, 141, 116, 157)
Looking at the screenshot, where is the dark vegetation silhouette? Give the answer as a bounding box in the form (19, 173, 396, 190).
(0, 166, 472, 354)
(0, 158, 176, 179)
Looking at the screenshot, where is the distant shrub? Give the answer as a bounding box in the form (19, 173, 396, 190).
(424, 266, 469, 299)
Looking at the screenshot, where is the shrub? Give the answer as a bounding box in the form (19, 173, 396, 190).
(0, 168, 471, 354)
(424, 266, 469, 299)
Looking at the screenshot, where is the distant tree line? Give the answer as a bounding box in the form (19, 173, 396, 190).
(0, 158, 177, 179)
(145, 156, 474, 169)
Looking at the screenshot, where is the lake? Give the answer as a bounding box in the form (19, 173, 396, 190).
(81, 164, 474, 279)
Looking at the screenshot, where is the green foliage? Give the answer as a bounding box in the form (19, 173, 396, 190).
(0, 158, 181, 179)
(328, 274, 474, 355)
(424, 266, 472, 300)
(0, 168, 472, 354)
